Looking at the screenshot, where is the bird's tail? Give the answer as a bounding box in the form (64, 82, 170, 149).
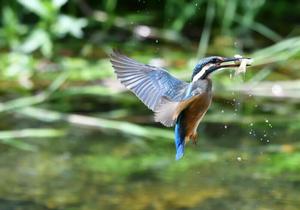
(174, 113, 185, 160)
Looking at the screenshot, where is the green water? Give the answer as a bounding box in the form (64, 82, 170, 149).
(0, 122, 299, 210)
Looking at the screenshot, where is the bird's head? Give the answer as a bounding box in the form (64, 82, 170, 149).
(192, 56, 246, 81)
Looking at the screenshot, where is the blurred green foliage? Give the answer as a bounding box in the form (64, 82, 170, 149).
(0, 0, 299, 153)
(0, 0, 298, 57)
(1, 0, 87, 57)
(0, 0, 298, 149)
(0, 1, 300, 209)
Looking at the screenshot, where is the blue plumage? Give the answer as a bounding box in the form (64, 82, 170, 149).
(191, 56, 220, 79)
(110, 51, 246, 159)
(174, 113, 185, 160)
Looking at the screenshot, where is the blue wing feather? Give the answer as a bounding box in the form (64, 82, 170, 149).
(110, 51, 189, 111)
(110, 52, 211, 159)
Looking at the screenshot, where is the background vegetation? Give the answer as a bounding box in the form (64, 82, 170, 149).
(0, 0, 300, 210)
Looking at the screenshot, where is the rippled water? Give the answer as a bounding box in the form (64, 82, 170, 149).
(0, 123, 299, 210)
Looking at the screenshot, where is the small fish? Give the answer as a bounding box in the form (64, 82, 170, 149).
(234, 54, 253, 75)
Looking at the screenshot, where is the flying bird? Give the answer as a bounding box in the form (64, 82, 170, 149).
(110, 51, 250, 160)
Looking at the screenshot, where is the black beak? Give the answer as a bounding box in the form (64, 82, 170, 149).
(223, 57, 240, 62)
(200, 57, 251, 79)
(218, 57, 251, 68)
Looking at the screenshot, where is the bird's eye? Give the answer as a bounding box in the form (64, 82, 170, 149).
(212, 58, 219, 63)
(212, 57, 223, 63)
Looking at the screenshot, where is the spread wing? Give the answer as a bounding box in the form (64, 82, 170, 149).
(110, 51, 189, 111)
(154, 80, 211, 127)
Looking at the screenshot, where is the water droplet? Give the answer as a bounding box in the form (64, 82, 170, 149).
(266, 139, 270, 143)
(134, 25, 151, 37)
(265, 119, 269, 123)
(224, 125, 228, 129)
(155, 39, 159, 43)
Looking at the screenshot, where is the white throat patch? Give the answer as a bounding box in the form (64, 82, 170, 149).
(192, 63, 215, 82)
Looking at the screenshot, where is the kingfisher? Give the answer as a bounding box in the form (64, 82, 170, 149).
(110, 51, 250, 160)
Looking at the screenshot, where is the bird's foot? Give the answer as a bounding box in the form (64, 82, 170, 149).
(191, 133, 198, 145)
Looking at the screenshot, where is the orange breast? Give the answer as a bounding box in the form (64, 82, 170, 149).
(181, 92, 212, 143)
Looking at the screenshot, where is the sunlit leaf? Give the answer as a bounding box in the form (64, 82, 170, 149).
(53, 15, 87, 38)
(0, 129, 65, 139)
(17, 0, 48, 18)
(19, 29, 52, 57)
(1, 7, 27, 49)
(52, 0, 68, 9)
(4, 52, 33, 77)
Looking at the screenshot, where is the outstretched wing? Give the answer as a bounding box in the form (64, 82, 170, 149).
(110, 51, 189, 111)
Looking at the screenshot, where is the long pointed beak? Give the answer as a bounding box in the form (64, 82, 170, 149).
(223, 57, 240, 62)
(200, 56, 253, 79)
(218, 57, 251, 68)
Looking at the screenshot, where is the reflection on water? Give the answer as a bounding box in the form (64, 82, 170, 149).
(0, 125, 299, 210)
